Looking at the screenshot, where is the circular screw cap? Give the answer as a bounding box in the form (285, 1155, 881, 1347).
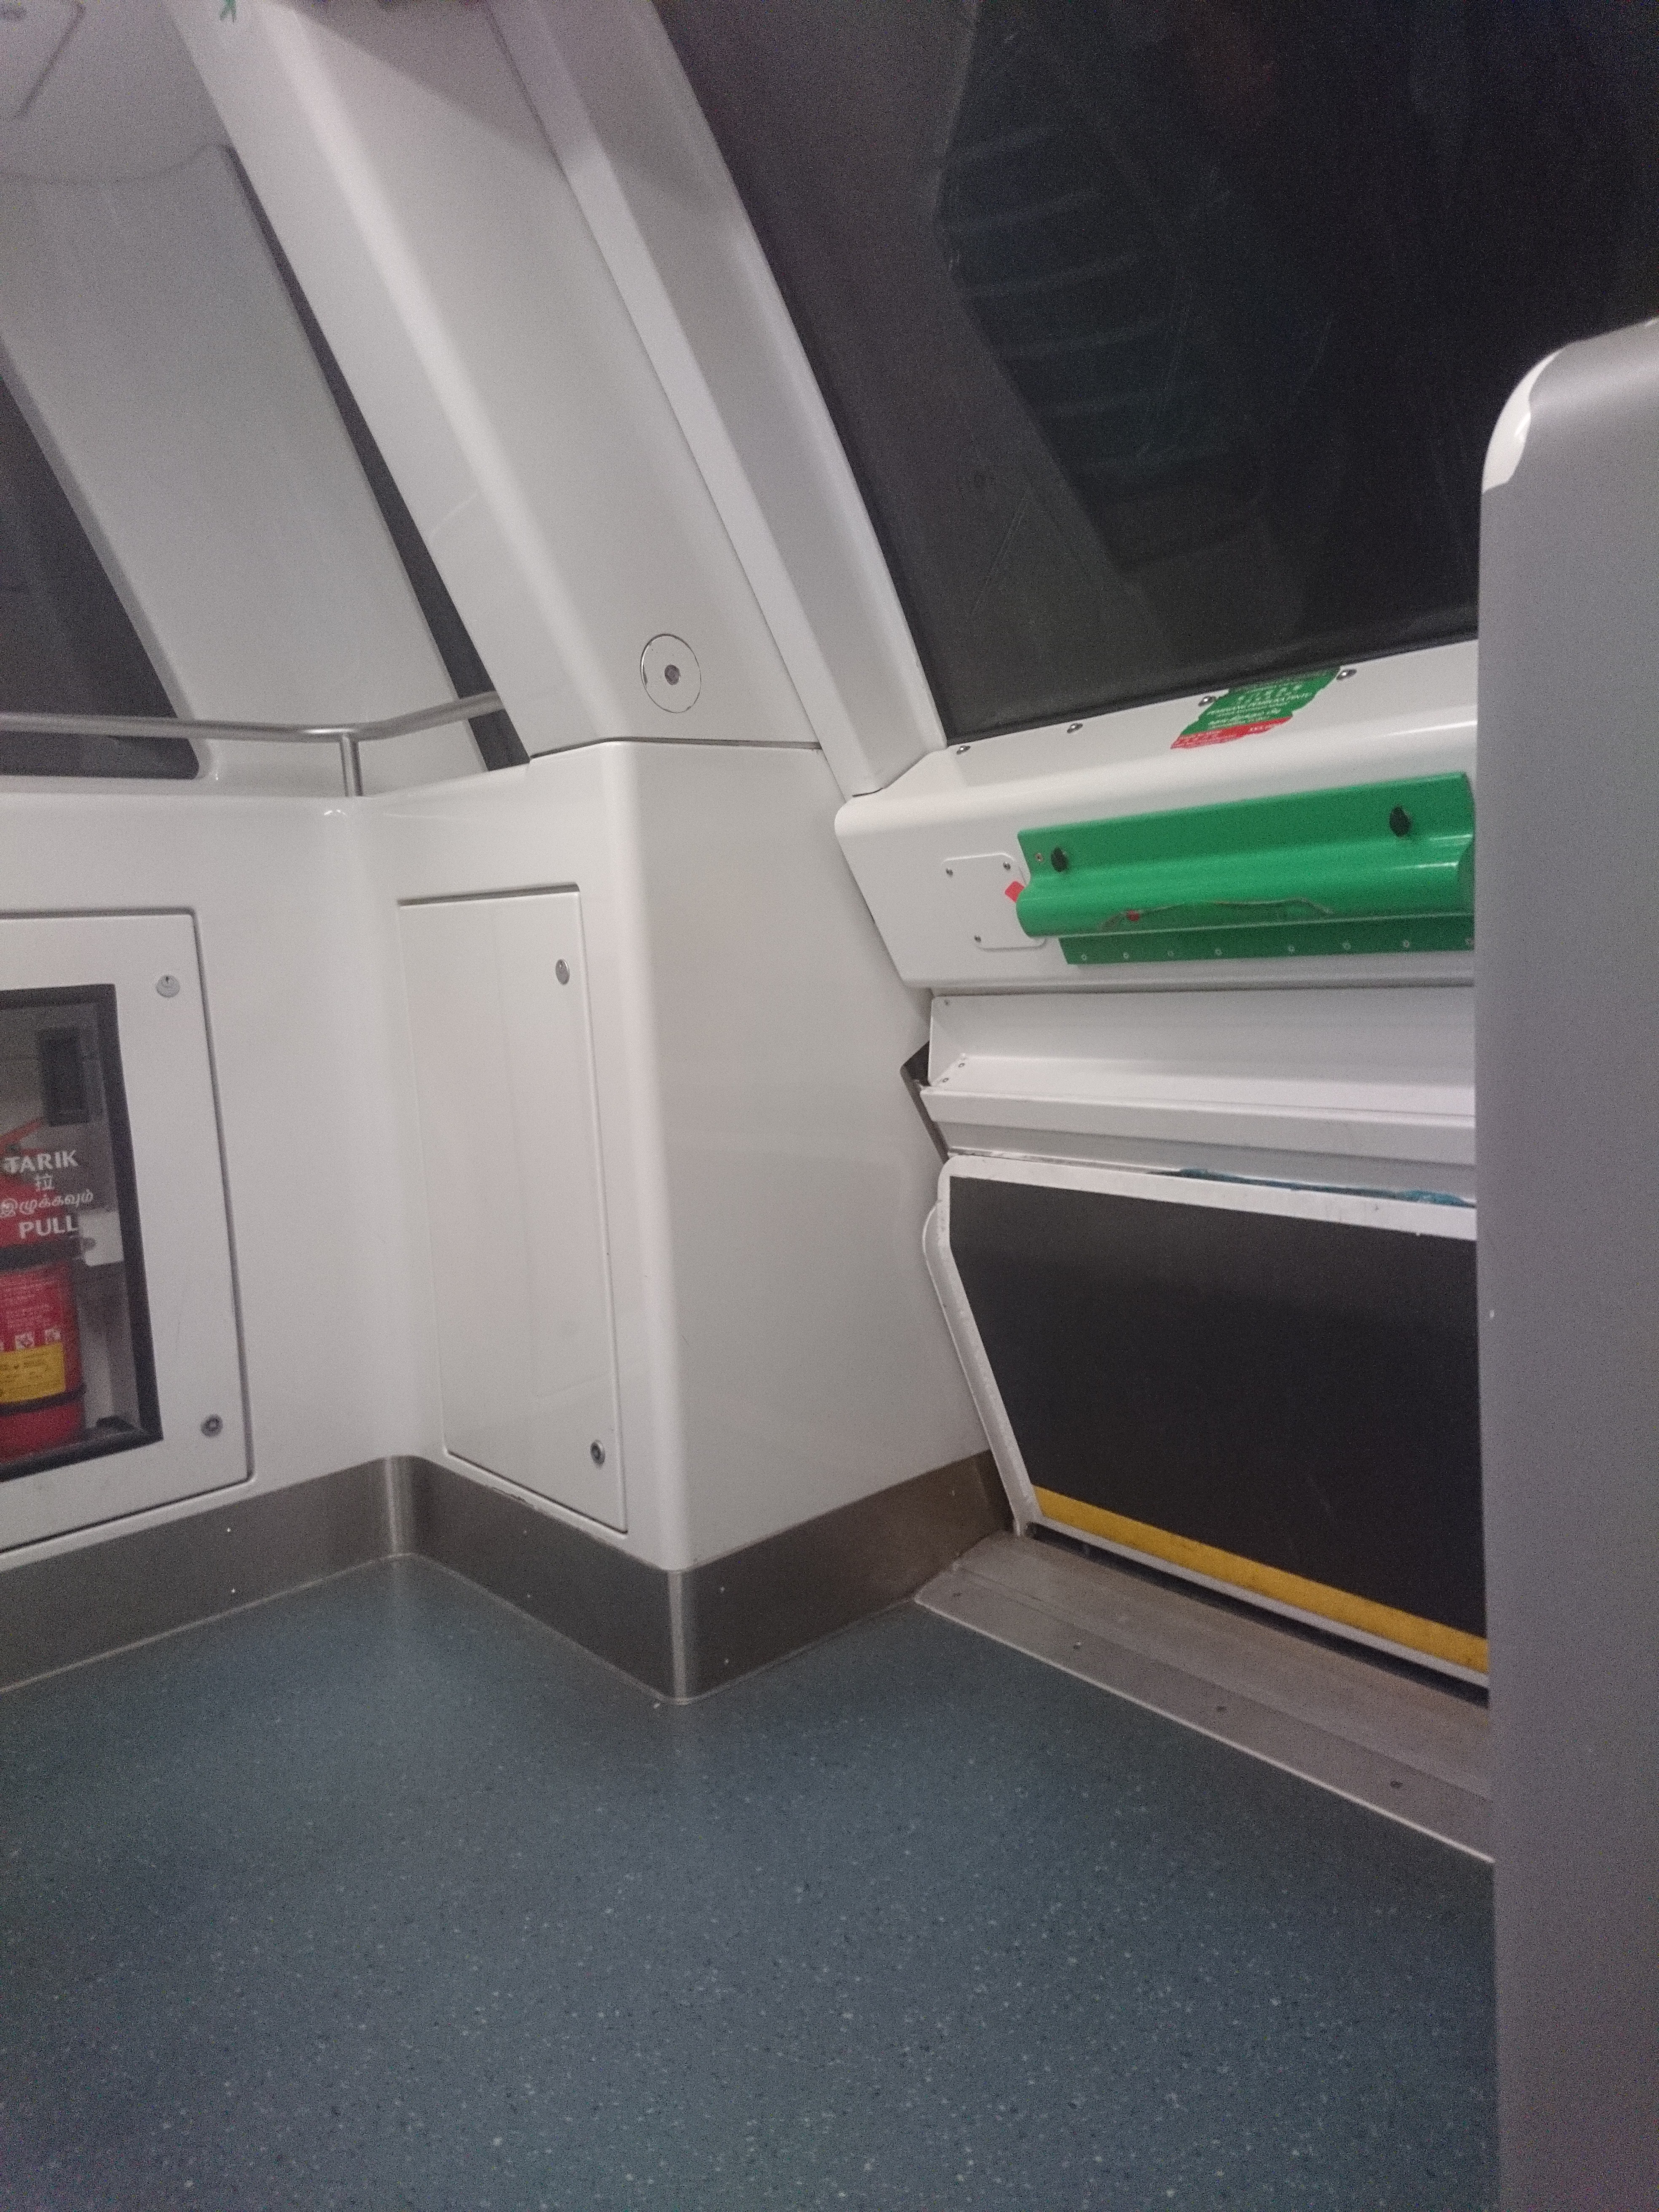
(201, 1415, 224, 1437)
(555, 959, 570, 985)
(156, 974, 181, 999)
(590, 1440, 606, 1466)
(641, 634, 701, 712)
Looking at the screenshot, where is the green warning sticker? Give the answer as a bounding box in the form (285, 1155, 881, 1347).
(1175, 668, 1338, 751)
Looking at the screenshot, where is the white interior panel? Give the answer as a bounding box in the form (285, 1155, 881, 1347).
(625, 740, 985, 1562)
(0, 145, 472, 794)
(166, 0, 815, 760)
(0, 912, 246, 1552)
(925, 984, 1475, 1192)
(836, 642, 1477, 991)
(362, 743, 983, 1571)
(0, 791, 454, 1537)
(0, 0, 221, 181)
(400, 890, 624, 1530)
(490, 0, 944, 797)
(0, 0, 81, 126)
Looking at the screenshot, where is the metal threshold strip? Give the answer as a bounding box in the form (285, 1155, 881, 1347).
(918, 1531, 1490, 1858)
(0, 691, 502, 796)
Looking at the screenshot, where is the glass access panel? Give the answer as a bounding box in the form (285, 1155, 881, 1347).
(660, 0, 1659, 739)
(0, 990, 160, 1479)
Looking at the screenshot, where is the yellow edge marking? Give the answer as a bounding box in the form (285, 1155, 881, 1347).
(1032, 1488, 1489, 1675)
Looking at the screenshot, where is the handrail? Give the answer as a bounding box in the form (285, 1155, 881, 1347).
(0, 691, 504, 796)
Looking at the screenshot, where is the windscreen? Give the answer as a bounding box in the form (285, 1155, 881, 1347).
(659, 0, 1659, 740)
(0, 373, 194, 779)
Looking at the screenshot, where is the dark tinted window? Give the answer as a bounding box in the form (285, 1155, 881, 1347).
(0, 373, 193, 779)
(660, 0, 1659, 739)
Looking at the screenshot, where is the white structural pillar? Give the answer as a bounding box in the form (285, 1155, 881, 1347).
(163, 0, 815, 762)
(1477, 322, 1659, 2209)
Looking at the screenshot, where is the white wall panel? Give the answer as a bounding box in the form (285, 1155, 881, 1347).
(0, 145, 474, 795)
(360, 743, 983, 1570)
(354, 747, 687, 1566)
(400, 891, 624, 1529)
(165, 0, 816, 760)
(0, 0, 222, 184)
(490, 0, 943, 798)
(627, 744, 983, 1561)
(0, 741, 981, 1574)
(924, 984, 1475, 1196)
(0, 789, 424, 1556)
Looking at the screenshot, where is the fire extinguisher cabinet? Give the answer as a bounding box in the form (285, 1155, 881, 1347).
(0, 991, 155, 1472)
(0, 914, 246, 1553)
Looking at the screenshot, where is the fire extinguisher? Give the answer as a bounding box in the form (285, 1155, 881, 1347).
(0, 1115, 84, 1464)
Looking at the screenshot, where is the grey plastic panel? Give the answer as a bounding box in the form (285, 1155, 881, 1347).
(1477, 323, 1659, 2209)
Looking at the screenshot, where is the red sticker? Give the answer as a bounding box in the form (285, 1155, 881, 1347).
(1171, 716, 1288, 751)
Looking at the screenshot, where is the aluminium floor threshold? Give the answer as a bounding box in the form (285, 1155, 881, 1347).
(917, 1530, 1490, 1858)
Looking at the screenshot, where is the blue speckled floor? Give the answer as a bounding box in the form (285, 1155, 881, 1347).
(0, 1557, 1494, 2210)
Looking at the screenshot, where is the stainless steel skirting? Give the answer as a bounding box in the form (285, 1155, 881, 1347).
(0, 1452, 1006, 1702)
(919, 1530, 1491, 1859)
(0, 1459, 398, 1694)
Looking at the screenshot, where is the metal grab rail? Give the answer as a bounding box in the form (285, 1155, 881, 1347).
(0, 691, 504, 796)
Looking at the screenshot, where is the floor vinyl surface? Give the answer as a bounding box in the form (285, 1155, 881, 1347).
(0, 1556, 1495, 2210)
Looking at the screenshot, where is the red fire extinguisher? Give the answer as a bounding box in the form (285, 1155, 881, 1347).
(0, 1115, 85, 1464)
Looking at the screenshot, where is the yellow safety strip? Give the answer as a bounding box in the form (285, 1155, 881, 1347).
(1032, 1487, 1489, 1675)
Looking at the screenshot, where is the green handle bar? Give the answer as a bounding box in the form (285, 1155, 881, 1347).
(1015, 774, 1474, 966)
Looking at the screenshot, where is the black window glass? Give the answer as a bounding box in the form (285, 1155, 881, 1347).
(658, 0, 1659, 740)
(0, 373, 194, 779)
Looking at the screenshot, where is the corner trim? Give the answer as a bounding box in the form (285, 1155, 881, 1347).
(0, 1452, 1005, 1701)
(677, 1454, 1007, 1696)
(397, 1457, 678, 1695)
